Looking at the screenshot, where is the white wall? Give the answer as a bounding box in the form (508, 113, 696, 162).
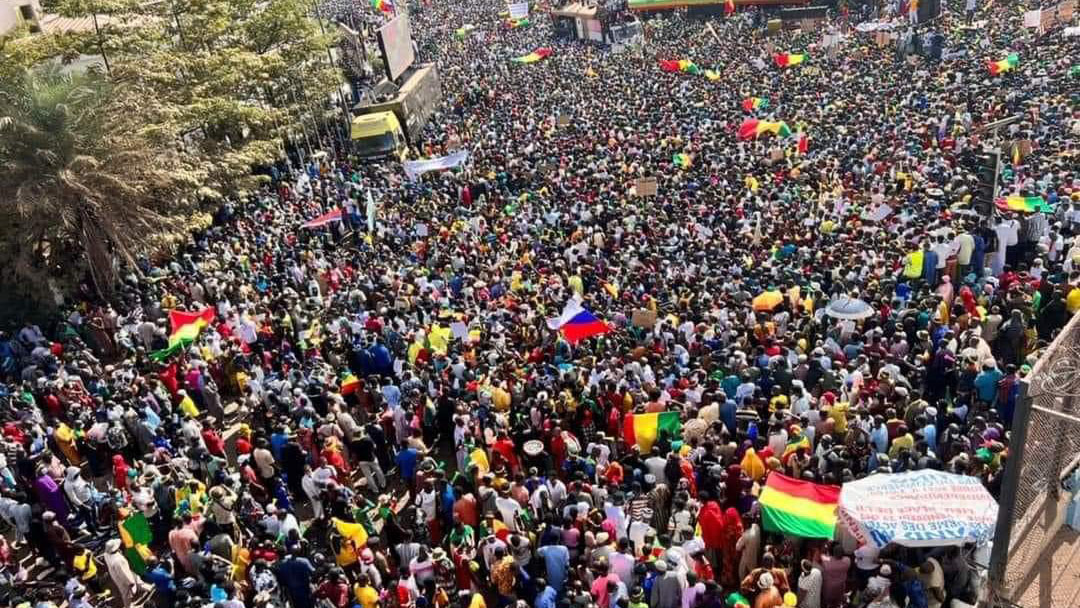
(0, 0, 42, 36)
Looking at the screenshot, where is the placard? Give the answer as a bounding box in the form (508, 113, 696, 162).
(557, 115, 571, 127)
(508, 1, 529, 19)
(1023, 9, 1041, 27)
(634, 176, 658, 197)
(632, 309, 658, 328)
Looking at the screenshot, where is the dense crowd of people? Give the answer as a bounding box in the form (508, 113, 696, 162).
(1, 0, 1079, 608)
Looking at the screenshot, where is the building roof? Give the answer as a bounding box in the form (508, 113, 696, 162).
(551, 2, 598, 18)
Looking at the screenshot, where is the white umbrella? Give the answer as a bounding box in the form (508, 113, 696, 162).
(824, 296, 874, 320)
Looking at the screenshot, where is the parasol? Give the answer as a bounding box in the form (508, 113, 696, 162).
(752, 290, 784, 312)
(824, 296, 874, 320)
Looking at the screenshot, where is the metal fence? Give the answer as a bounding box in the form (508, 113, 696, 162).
(986, 312, 1080, 607)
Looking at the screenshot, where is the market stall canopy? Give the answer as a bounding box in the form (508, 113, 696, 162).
(302, 209, 342, 229)
(825, 296, 874, 320)
(839, 470, 999, 548)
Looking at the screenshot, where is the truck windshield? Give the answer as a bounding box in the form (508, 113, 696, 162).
(352, 132, 397, 156)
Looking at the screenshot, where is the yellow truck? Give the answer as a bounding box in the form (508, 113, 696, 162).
(350, 64, 441, 160)
(350, 111, 408, 160)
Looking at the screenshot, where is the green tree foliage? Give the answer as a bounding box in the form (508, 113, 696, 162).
(0, 66, 204, 302)
(0, 0, 344, 305)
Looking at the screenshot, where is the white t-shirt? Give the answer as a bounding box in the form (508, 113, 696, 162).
(995, 221, 1019, 251)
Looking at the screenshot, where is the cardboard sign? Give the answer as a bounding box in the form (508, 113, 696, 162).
(557, 115, 571, 127)
(632, 309, 658, 328)
(634, 176, 658, 197)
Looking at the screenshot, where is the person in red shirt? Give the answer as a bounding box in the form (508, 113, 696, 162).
(316, 569, 351, 608)
(201, 423, 226, 457)
(112, 454, 130, 492)
(697, 493, 726, 551)
(492, 431, 519, 474)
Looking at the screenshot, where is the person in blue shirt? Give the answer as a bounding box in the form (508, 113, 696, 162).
(973, 362, 1003, 404)
(922, 242, 939, 286)
(143, 556, 176, 608)
(276, 552, 316, 608)
(718, 399, 737, 436)
(536, 543, 569, 595)
(270, 425, 290, 461)
(535, 579, 557, 608)
(396, 445, 419, 485)
(888, 562, 928, 608)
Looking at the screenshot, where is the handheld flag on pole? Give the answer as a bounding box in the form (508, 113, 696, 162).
(760, 473, 840, 538)
(624, 411, 681, 452)
(737, 119, 793, 140)
(773, 53, 806, 68)
(150, 308, 215, 361)
(546, 299, 612, 343)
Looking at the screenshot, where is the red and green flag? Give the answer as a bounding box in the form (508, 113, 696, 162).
(150, 308, 215, 361)
(509, 17, 530, 28)
(623, 411, 681, 452)
(341, 373, 361, 395)
(659, 59, 701, 75)
(773, 53, 806, 68)
(737, 118, 792, 140)
(724, 0, 735, 15)
(987, 53, 1018, 75)
(760, 473, 840, 538)
(995, 195, 1052, 213)
(742, 97, 769, 112)
(512, 47, 553, 63)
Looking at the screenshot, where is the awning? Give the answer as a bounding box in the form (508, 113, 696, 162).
(839, 470, 999, 548)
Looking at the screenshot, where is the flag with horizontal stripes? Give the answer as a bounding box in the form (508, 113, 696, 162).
(760, 473, 840, 538)
(546, 299, 612, 343)
(150, 308, 215, 361)
(623, 411, 681, 452)
(773, 53, 806, 68)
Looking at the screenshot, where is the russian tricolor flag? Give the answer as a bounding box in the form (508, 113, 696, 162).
(546, 299, 613, 344)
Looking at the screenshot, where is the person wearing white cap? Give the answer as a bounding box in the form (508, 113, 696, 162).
(104, 538, 149, 606)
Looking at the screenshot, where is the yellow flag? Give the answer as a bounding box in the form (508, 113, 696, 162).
(428, 325, 452, 355)
(332, 517, 369, 546)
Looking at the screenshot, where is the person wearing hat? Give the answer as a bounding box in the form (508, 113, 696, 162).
(754, 571, 783, 608)
(650, 557, 682, 608)
(105, 537, 149, 606)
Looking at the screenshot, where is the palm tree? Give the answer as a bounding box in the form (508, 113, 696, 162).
(0, 65, 202, 303)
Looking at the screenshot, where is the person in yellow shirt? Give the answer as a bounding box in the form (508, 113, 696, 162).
(178, 390, 200, 418)
(1067, 285, 1080, 314)
(353, 574, 380, 608)
(828, 401, 850, 435)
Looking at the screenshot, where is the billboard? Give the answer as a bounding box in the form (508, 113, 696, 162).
(378, 13, 415, 81)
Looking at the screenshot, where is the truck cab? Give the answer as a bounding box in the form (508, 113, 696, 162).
(350, 111, 408, 160)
